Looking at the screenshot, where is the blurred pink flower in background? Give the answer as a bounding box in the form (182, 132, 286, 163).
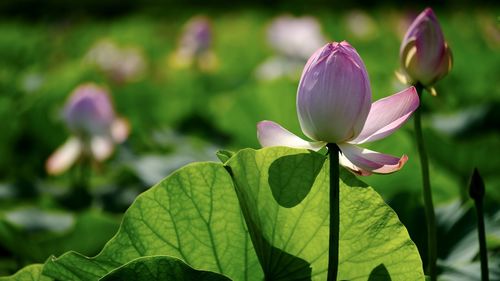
(258, 41, 419, 175)
(256, 15, 327, 80)
(344, 10, 378, 41)
(170, 16, 218, 72)
(85, 40, 146, 83)
(476, 12, 500, 50)
(267, 15, 326, 60)
(398, 8, 452, 88)
(46, 83, 129, 175)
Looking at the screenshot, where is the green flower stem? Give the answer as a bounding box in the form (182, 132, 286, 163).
(68, 148, 92, 210)
(78, 155, 90, 191)
(327, 143, 340, 281)
(413, 84, 437, 281)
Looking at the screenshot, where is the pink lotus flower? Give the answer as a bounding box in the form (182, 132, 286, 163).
(399, 8, 452, 87)
(46, 83, 129, 175)
(257, 41, 419, 175)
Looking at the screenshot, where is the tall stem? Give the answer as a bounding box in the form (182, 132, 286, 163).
(327, 143, 339, 281)
(413, 84, 437, 281)
(67, 146, 92, 210)
(470, 168, 489, 281)
(475, 199, 489, 281)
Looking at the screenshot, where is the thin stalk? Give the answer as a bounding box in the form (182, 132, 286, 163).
(326, 143, 340, 281)
(78, 155, 90, 191)
(475, 199, 489, 281)
(67, 143, 92, 210)
(413, 84, 437, 281)
(469, 168, 489, 281)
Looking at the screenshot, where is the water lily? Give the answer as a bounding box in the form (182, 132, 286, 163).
(46, 83, 129, 175)
(398, 8, 452, 87)
(257, 41, 419, 175)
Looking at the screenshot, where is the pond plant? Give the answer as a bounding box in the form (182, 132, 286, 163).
(1, 6, 494, 281)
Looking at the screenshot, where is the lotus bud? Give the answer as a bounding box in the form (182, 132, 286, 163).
(400, 8, 452, 86)
(469, 168, 485, 201)
(180, 16, 212, 56)
(171, 16, 217, 71)
(297, 41, 372, 143)
(64, 83, 115, 137)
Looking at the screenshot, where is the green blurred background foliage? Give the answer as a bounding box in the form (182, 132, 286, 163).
(0, 0, 499, 278)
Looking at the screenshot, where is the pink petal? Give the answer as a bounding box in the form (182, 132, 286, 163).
(111, 118, 130, 143)
(64, 83, 115, 136)
(338, 143, 408, 175)
(257, 121, 325, 151)
(350, 87, 419, 144)
(297, 42, 372, 143)
(46, 137, 82, 175)
(338, 153, 372, 176)
(91, 137, 114, 161)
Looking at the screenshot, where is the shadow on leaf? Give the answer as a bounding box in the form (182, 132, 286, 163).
(268, 152, 325, 208)
(339, 167, 368, 188)
(368, 264, 391, 281)
(247, 218, 312, 281)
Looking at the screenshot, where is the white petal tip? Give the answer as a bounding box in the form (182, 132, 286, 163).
(45, 138, 82, 175)
(111, 118, 130, 143)
(91, 137, 115, 161)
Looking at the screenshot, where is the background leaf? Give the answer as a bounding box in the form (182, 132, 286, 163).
(0, 264, 51, 281)
(0, 209, 119, 263)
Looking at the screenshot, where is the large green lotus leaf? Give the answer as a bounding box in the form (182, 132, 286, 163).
(225, 147, 425, 281)
(0, 264, 51, 281)
(43, 162, 262, 281)
(99, 256, 231, 281)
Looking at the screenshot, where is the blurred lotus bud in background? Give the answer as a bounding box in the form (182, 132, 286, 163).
(476, 12, 500, 50)
(398, 8, 452, 87)
(19, 72, 44, 94)
(46, 83, 130, 175)
(170, 16, 218, 72)
(267, 15, 326, 60)
(344, 10, 378, 41)
(256, 15, 327, 80)
(180, 16, 212, 56)
(85, 40, 146, 83)
(64, 83, 115, 138)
